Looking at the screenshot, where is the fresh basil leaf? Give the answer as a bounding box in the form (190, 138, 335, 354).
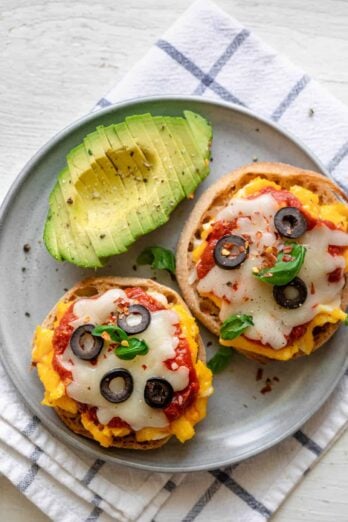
(207, 346, 233, 374)
(92, 325, 128, 343)
(115, 338, 149, 360)
(220, 314, 254, 340)
(254, 243, 306, 286)
(137, 246, 176, 274)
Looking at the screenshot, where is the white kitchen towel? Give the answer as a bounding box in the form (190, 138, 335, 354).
(1, 0, 347, 521)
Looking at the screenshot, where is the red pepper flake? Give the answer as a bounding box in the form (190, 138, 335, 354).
(283, 245, 292, 254)
(256, 368, 263, 381)
(282, 254, 294, 262)
(142, 364, 147, 370)
(273, 376, 280, 382)
(310, 282, 315, 295)
(260, 384, 272, 394)
(328, 267, 343, 283)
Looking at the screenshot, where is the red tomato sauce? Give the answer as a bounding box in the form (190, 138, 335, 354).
(244, 322, 309, 349)
(328, 245, 345, 256)
(328, 267, 343, 283)
(125, 287, 165, 311)
(52, 305, 75, 382)
(52, 288, 199, 427)
(164, 328, 199, 422)
(248, 187, 319, 229)
(196, 220, 237, 279)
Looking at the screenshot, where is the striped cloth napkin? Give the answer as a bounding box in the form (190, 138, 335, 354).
(1, 1, 347, 520)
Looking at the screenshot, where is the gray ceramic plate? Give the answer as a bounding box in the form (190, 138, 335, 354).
(0, 96, 347, 472)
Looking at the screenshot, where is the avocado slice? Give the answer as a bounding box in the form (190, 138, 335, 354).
(44, 112, 212, 267)
(110, 122, 159, 232)
(43, 208, 61, 261)
(97, 125, 148, 239)
(57, 169, 103, 266)
(126, 114, 187, 204)
(45, 169, 103, 267)
(184, 110, 213, 158)
(153, 116, 200, 195)
(119, 117, 176, 223)
(164, 116, 210, 183)
(83, 133, 133, 253)
(66, 146, 125, 257)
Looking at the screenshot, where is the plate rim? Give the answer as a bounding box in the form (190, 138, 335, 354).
(0, 94, 346, 472)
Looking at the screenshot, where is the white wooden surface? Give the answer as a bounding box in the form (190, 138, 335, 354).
(0, 0, 347, 520)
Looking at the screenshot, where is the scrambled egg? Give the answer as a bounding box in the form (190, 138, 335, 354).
(193, 177, 348, 360)
(32, 301, 213, 446)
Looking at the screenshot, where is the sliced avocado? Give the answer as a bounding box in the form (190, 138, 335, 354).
(110, 122, 158, 232)
(184, 110, 213, 158)
(46, 175, 102, 267)
(164, 117, 202, 188)
(126, 114, 187, 204)
(165, 116, 210, 183)
(58, 174, 113, 261)
(43, 208, 61, 261)
(98, 125, 146, 239)
(84, 133, 133, 253)
(44, 112, 212, 268)
(66, 146, 124, 257)
(155, 116, 200, 195)
(56, 168, 103, 266)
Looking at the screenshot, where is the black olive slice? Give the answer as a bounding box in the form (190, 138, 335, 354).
(144, 378, 174, 409)
(70, 324, 103, 360)
(214, 234, 249, 270)
(273, 277, 308, 309)
(100, 369, 133, 403)
(274, 207, 307, 238)
(117, 304, 151, 335)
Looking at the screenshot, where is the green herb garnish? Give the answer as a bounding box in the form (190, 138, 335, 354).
(207, 346, 233, 374)
(254, 243, 306, 286)
(137, 246, 176, 274)
(115, 338, 149, 360)
(92, 325, 149, 360)
(344, 315, 348, 326)
(220, 314, 254, 340)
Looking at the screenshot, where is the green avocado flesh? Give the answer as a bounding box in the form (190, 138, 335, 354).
(44, 111, 212, 268)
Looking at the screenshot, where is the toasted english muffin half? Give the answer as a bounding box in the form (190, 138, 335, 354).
(176, 162, 348, 363)
(32, 277, 213, 450)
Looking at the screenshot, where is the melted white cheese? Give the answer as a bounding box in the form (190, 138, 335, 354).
(57, 291, 189, 430)
(197, 193, 348, 349)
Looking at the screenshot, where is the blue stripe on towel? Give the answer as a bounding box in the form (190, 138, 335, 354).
(156, 39, 245, 106)
(194, 29, 250, 95)
(81, 459, 105, 486)
(271, 75, 310, 121)
(293, 430, 323, 456)
(85, 493, 103, 522)
(22, 415, 41, 437)
(16, 446, 43, 492)
(210, 469, 272, 517)
(327, 141, 348, 174)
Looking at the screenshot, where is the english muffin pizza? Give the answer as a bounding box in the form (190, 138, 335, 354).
(177, 162, 348, 362)
(32, 277, 213, 449)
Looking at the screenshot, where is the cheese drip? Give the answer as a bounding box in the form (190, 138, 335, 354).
(57, 290, 189, 431)
(197, 193, 348, 349)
